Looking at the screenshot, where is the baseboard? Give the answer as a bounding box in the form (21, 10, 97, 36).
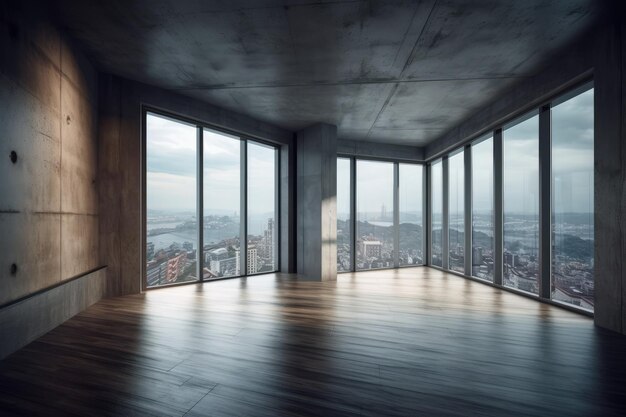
(0, 267, 107, 360)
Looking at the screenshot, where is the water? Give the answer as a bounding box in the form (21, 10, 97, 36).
(148, 228, 245, 251)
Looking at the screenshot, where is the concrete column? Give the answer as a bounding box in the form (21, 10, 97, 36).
(594, 21, 625, 334)
(442, 157, 449, 270)
(280, 142, 296, 273)
(464, 145, 472, 276)
(296, 124, 338, 281)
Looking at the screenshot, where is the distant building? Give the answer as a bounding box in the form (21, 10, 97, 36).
(359, 239, 382, 259)
(260, 218, 274, 269)
(473, 246, 483, 265)
(166, 253, 187, 282)
(504, 251, 515, 267)
(206, 247, 238, 276)
(247, 245, 258, 274)
(147, 242, 155, 260)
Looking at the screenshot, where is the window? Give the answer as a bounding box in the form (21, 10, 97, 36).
(146, 113, 199, 287)
(247, 142, 278, 274)
(448, 151, 464, 273)
(551, 87, 594, 311)
(356, 160, 394, 270)
(425, 83, 594, 315)
(340, 158, 425, 272)
(145, 111, 279, 288)
(503, 113, 540, 295)
(337, 158, 352, 272)
(203, 129, 242, 280)
(430, 160, 443, 267)
(472, 136, 494, 281)
(399, 164, 424, 266)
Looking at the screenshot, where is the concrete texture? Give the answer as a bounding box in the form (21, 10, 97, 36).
(0, 213, 61, 306)
(0, 2, 104, 355)
(622, 17, 626, 338)
(296, 124, 337, 281)
(594, 21, 625, 335)
(425, 28, 596, 159)
(50, 0, 600, 146)
(98, 74, 295, 295)
(280, 142, 296, 273)
(0, 267, 107, 359)
(338, 139, 424, 162)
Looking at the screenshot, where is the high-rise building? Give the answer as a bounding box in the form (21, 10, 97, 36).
(261, 218, 274, 269)
(146, 242, 155, 260)
(358, 239, 382, 259)
(247, 245, 258, 274)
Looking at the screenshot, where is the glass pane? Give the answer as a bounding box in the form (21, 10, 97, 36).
(399, 164, 423, 266)
(448, 151, 465, 273)
(551, 88, 594, 312)
(247, 142, 277, 274)
(431, 160, 443, 267)
(472, 137, 494, 281)
(503, 114, 539, 294)
(146, 113, 198, 287)
(356, 160, 394, 270)
(337, 158, 352, 272)
(203, 129, 242, 280)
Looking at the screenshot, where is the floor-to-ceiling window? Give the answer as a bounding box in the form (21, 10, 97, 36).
(247, 142, 278, 275)
(425, 82, 593, 314)
(399, 163, 423, 266)
(337, 158, 352, 272)
(203, 129, 242, 280)
(503, 113, 539, 295)
(146, 113, 199, 287)
(448, 150, 464, 273)
(551, 86, 594, 311)
(356, 160, 394, 270)
(340, 158, 424, 272)
(430, 160, 443, 267)
(472, 136, 494, 281)
(145, 111, 279, 288)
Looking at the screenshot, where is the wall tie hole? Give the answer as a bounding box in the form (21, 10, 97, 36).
(10, 150, 17, 164)
(10, 263, 18, 275)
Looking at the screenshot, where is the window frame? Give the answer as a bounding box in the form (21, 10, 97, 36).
(142, 107, 281, 291)
(424, 78, 594, 316)
(336, 154, 425, 273)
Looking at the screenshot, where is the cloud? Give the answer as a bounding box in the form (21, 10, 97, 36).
(147, 172, 196, 211)
(147, 113, 197, 178)
(356, 160, 394, 219)
(146, 113, 278, 215)
(248, 142, 276, 214)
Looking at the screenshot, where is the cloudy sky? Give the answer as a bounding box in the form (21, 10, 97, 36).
(356, 160, 394, 221)
(147, 113, 276, 216)
(551, 88, 594, 214)
(147, 87, 592, 222)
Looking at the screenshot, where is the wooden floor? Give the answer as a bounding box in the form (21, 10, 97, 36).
(1, 267, 625, 417)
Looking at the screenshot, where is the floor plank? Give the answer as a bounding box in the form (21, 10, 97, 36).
(1, 267, 625, 416)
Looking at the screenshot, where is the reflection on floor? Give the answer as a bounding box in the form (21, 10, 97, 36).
(0, 267, 624, 416)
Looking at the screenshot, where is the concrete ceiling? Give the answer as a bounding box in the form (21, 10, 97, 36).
(52, 0, 599, 146)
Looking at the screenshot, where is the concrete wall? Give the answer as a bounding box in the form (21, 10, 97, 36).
(424, 16, 626, 335)
(98, 75, 295, 296)
(0, 268, 106, 359)
(0, 3, 105, 357)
